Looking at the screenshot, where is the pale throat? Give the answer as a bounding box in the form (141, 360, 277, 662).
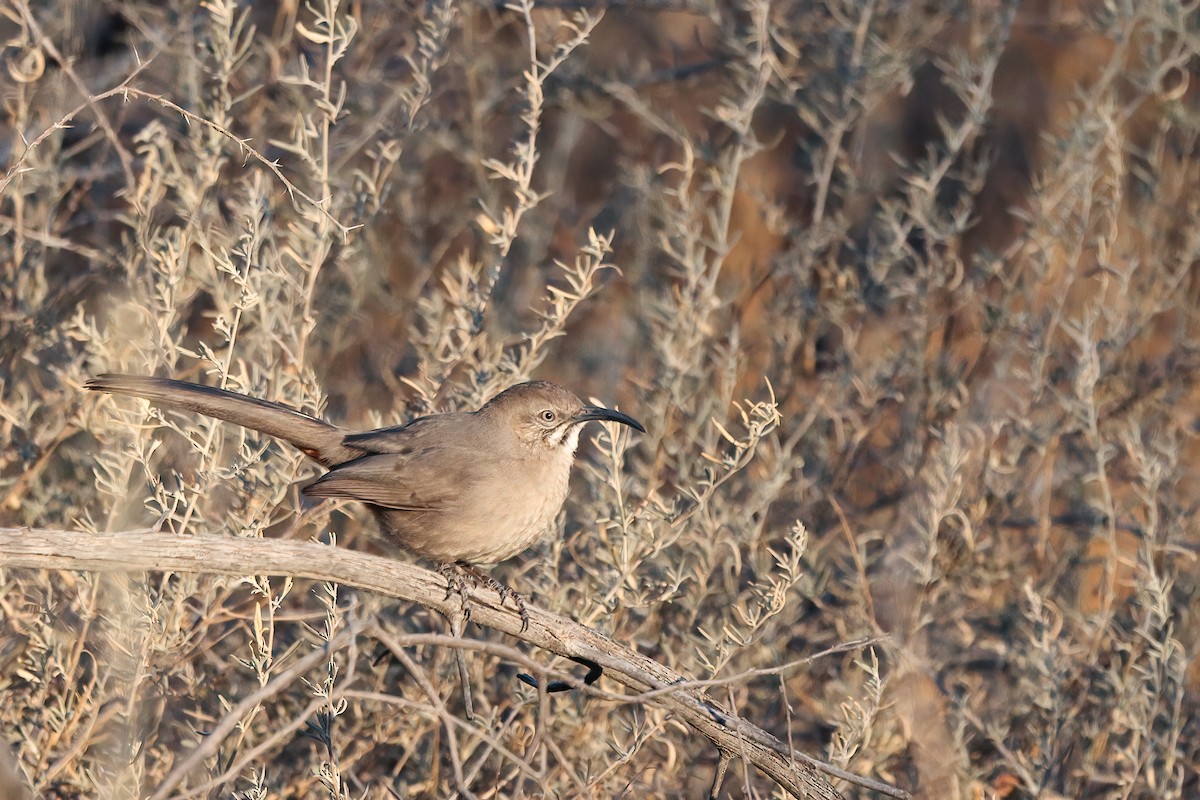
(547, 423, 583, 454)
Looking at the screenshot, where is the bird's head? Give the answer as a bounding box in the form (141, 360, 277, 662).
(481, 381, 645, 454)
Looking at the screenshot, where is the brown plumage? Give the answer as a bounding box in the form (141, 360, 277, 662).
(85, 374, 644, 630)
(85, 374, 644, 567)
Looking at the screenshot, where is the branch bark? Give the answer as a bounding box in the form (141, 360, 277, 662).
(0, 527, 907, 799)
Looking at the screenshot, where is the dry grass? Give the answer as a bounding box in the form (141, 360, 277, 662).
(2, 0, 1199, 797)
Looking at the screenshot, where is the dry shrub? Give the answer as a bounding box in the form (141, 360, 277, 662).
(1, 0, 1198, 797)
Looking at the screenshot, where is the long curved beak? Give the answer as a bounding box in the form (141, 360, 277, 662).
(574, 406, 646, 433)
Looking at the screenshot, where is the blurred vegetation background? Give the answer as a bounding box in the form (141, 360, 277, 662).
(2, 0, 1198, 796)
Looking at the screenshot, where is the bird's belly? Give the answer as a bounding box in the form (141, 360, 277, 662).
(447, 513, 553, 563)
(376, 472, 569, 565)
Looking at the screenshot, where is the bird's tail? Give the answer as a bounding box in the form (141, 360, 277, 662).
(85, 373, 357, 466)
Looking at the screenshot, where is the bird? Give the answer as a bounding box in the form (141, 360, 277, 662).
(84, 373, 645, 629)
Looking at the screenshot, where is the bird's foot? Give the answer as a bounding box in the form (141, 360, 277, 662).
(439, 562, 474, 625)
(455, 562, 530, 633)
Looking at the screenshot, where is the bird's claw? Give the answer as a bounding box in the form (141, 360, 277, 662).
(452, 561, 530, 632)
(439, 562, 474, 625)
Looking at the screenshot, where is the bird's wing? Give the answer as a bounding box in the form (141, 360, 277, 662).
(304, 422, 492, 515)
(304, 453, 449, 510)
(309, 414, 495, 511)
(341, 413, 469, 455)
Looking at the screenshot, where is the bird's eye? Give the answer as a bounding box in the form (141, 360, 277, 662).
(539, 409, 556, 423)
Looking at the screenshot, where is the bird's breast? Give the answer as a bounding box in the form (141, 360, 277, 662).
(378, 450, 573, 565)
(457, 452, 572, 563)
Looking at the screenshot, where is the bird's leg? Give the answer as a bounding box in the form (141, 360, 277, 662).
(439, 562, 474, 624)
(456, 562, 530, 633)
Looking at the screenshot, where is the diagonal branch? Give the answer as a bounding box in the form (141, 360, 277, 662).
(0, 527, 909, 799)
